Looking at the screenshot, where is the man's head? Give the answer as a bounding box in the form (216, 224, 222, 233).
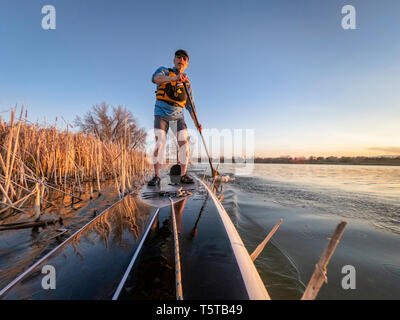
(174, 49, 189, 73)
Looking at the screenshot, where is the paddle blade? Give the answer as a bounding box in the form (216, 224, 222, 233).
(170, 164, 181, 176)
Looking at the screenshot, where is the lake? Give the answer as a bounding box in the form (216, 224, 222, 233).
(193, 163, 400, 299)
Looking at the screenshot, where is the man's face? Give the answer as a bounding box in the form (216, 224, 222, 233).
(174, 54, 189, 72)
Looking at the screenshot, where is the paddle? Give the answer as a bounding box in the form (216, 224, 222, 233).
(182, 81, 219, 178)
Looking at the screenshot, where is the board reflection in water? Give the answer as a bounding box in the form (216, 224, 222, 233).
(0, 194, 154, 300)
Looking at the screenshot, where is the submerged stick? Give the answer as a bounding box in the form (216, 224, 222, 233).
(301, 220, 348, 300)
(250, 219, 283, 261)
(0, 217, 62, 231)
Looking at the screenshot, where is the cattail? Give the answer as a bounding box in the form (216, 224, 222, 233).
(34, 183, 40, 221)
(0, 108, 150, 219)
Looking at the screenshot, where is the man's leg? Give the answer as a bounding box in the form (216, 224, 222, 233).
(177, 128, 189, 176)
(175, 118, 193, 184)
(153, 129, 167, 176)
(150, 116, 169, 184)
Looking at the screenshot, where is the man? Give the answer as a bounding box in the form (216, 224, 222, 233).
(148, 49, 202, 186)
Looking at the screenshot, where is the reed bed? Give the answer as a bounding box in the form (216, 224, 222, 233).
(0, 108, 151, 221)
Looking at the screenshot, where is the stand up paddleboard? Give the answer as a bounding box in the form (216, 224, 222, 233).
(115, 173, 270, 300)
(138, 173, 199, 208)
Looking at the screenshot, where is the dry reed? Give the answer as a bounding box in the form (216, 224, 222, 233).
(0, 107, 151, 221)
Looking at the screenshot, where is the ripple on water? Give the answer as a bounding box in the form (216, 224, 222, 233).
(225, 174, 400, 235)
(382, 264, 400, 279)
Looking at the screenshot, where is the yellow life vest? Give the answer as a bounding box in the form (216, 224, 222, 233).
(155, 69, 188, 108)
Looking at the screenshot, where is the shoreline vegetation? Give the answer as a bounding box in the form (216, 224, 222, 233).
(0, 107, 151, 225)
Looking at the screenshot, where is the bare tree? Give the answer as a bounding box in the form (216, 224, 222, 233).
(74, 102, 146, 150)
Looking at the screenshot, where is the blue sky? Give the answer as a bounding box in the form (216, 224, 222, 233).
(1, 0, 399, 156)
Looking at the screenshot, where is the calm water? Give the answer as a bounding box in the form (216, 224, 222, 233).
(2, 164, 399, 300)
(193, 163, 400, 299)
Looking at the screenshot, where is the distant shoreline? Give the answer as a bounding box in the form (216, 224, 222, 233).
(193, 155, 400, 167)
(253, 161, 400, 166)
(193, 158, 400, 166)
(252, 156, 400, 166)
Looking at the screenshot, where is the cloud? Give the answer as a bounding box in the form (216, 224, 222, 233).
(368, 146, 400, 154)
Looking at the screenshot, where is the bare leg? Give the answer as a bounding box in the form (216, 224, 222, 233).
(153, 129, 166, 177)
(154, 162, 161, 177)
(177, 129, 189, 176)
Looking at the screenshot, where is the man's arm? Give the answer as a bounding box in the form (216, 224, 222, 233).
(153, 73, 187, 84)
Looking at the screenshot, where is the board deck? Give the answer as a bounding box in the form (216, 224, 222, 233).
(139, 174, 199, 208)
(195, 177, 270, 300)
(173, 193, 250, 299)
(116, 175, 270, 300)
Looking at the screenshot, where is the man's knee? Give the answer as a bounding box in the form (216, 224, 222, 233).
(155, 129, 167, 145)
(153, 129, 167, 161)
(178, 140, 188, 148)
(177, 129, 188, 144)
(177, 130, 189, 164)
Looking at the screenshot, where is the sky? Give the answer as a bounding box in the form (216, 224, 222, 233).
(0, 0, 399, 157)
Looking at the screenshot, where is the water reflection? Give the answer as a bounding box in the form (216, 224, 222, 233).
(0, 194, 154, 299)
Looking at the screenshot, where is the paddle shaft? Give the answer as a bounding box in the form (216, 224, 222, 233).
(182, 82, 216, 175)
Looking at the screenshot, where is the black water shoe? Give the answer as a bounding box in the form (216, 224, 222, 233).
(180, 174, 194, 184)
(147, 176, 161, 186)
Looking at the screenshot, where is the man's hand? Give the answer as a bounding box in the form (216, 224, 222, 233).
(174, 73, 188, 82)
(197, 123, 203, 132)
(153, 73, 188, 85)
